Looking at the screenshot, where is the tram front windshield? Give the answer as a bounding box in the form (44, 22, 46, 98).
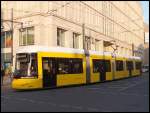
(14, 53, 38, 78)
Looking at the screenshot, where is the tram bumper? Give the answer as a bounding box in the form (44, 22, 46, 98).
(12, 78, 42, 90)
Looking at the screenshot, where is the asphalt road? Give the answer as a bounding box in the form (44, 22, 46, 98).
(1, 72, 149, 112)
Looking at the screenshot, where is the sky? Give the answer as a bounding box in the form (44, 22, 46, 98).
(140, 1, 149, 25)
(140, 1, 149, 43)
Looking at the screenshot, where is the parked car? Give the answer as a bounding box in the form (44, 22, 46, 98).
(142, 65, 149, 72)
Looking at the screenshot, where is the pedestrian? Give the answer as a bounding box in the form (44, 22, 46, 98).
(8, 65, 12, 82)
(1, 65, 4, 85)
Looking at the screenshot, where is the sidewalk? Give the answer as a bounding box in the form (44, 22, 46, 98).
(1, 76, 12, 86)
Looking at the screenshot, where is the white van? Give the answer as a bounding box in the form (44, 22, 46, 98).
(142, 65, 149, 72)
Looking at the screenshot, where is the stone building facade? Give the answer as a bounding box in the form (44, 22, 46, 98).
(1, 1, 145, 71)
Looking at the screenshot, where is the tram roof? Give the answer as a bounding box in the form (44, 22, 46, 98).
(16, 45, 141, 60)
(16, 45, 107, 55)
(16, 45, 85, 54)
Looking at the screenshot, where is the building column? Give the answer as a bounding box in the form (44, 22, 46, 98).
(65, 31, 73, 48)
(99, 40, 104, 52)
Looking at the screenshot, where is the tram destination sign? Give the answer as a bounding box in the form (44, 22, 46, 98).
(16, 53, 30, 62)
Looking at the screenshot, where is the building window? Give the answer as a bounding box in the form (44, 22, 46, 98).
(1, 53, 11, 75)
(1, 53, 5, 64)
(5, 53, 11, 62)
(1, 53, 11, 65)
(19, 27, 34, 46)
(1, 32, 5, 48)
(85, 36, 91, 50)
(73, 32, 80, 49)
(116, 60, 124, 71)
(57, 28, 66, 47)
(1, 31, 12, 48)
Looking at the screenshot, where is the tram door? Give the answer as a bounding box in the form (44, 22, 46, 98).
(42, 58, 57, 88)
(99, 60, 106, 82)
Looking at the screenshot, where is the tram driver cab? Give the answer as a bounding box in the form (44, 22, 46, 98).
(13, 53, 38, 78)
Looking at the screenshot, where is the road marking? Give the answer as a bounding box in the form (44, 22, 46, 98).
(118, 80, 148, 92)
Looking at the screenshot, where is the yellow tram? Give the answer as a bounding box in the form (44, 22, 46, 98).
(12, 46, 142, 90)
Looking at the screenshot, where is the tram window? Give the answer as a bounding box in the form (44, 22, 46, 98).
(93, 59, 111, 73)
(30, 53, 38, 77)
(126, 61, 133, 70)
(71, 59, 83, 74)
(116, 60, 124, 71)
(43, 60, 50, 73)
(105, 60, 111, 72)
(57, 58, 83, 74)
(14, 53, 35, 78)
(58, 58, 70, 74)
(93, 59, 100, 73)
(135, 62, 142, 70)
(19, 62, 28, 76)
(30, 59, 38, 76)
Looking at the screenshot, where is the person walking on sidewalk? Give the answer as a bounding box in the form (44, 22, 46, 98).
(7, 65, 13, 82)
(1, 66, 5, 85)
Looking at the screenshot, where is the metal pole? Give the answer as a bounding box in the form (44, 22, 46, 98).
(144, 31, 145, 44)
(82, 23, 85, 50)
(11, 8, 13, 66)
(113, 41, 117, 80)
(132, 43, 134, 56)
(1, 9, 3, 30)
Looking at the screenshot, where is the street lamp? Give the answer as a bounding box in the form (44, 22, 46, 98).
(108, 40, 118, 80)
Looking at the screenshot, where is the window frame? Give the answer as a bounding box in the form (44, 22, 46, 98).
(1, 31, 12, 48)
(73, 32, 80, 49)
(19, 26, 34, 46)
(57, 28, 66, 47)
